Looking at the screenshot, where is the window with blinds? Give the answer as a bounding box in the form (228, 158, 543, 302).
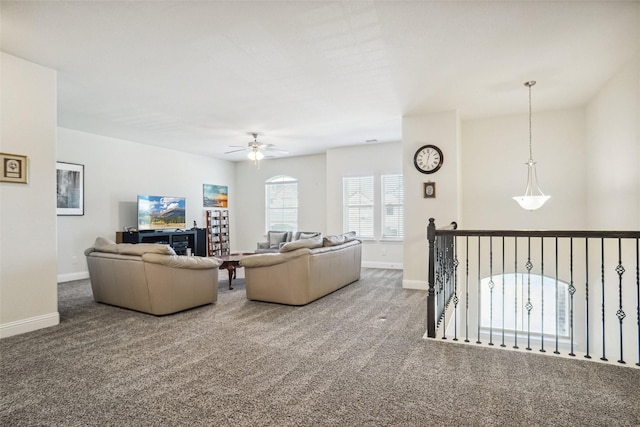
(382, 174, 403, 239)
(265, 175, 298, 232)
(343, 176, 374, 238)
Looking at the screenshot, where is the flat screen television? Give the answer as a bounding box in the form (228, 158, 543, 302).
(137, 195, 186, 231)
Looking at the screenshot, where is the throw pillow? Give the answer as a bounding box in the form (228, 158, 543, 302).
(280, 234, 323, 252)
(323, 234, 346, 247)
(342, 231, 357, 242)
(298, 232, 319, 240)
(268, 231, 288, 249)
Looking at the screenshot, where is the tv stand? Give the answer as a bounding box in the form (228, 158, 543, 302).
(115, 230, 203, 256)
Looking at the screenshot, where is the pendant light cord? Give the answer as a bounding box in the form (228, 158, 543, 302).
(526, 80, 536, 161)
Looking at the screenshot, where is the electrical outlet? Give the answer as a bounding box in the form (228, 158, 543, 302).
(71, 256, 78, 265)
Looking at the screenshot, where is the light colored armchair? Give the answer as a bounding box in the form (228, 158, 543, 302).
(85, 237, 222, 315)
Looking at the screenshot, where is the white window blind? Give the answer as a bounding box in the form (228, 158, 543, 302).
(382, 174, 404, 239)
(343, 176, 374, 238)
(265, 175, 298, 232)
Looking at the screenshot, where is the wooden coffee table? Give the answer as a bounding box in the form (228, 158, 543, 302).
(218, 252, 254, 290)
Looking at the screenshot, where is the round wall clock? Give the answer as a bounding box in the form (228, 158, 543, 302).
(413, 144, 443, 174)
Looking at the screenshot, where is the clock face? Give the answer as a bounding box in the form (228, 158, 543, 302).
(414, 145, 443, 174)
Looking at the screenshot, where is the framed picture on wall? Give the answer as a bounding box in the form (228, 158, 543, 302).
(203, 184, 228, 208)
(57, 162, 84, 215)
(0, 152, 28, 184)
(424, 182, 436, 199)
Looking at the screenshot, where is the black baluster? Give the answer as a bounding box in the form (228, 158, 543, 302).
(489, 236, 494, 346)
(601, 238, 607, 361)
(476, 237, 481, 344)
(585, 238, 591, 359)
(514, 237, 519, 350)
(441, 236, 447, 340)
(526, 237, 533, 351)
(453, 236, 459, 342)
(554, 237, 560, 355)
(465, 236, 469, 343)
(501, 236, 506, 348)
(540, 237, 546, 353)
(636, 238, 640, 366)
(569, 238, 576, 357)
(616, 238, 626, 364)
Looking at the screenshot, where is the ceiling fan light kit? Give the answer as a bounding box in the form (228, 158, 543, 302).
(513, 80, 550, 211)
(224, 132, 287, 167)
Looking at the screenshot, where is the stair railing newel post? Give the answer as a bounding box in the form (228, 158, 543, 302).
(427, 218, 437, 338)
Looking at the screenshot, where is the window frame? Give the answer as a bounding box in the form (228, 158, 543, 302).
(480, 273, 570, 339)
(343, 176, 375, 239)
(265, 175, 298, 233)
(381, 174, 404, 240)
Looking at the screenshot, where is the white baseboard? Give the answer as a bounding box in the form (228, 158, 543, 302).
(0, 312, 60, 339)
(57, 271, 89, 283)
(362, 261, 403, 270)
(402, 279, 427, 290)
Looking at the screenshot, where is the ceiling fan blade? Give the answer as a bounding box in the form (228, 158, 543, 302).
(264, 148, 288, 154)
(224, 148, 247, 154)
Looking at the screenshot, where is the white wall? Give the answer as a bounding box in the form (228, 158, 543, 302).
(234, 154, 327, 253)
(586, 53, 640, 230)
(462, 108, 588, 230)
(0, 53, 59, 337)
(402, 111, 460, 289)
(326, 141, 404, 268)
(56, 127, 236, 281)
(584, 53, 639, 362)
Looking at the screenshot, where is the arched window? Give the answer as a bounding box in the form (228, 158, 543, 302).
(265, 175, 298, 232)
(481, 274, 569, 337)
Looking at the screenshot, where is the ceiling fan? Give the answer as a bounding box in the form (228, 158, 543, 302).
(225, 133, 287, 165)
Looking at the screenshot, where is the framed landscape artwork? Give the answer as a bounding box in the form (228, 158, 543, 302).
(0, 152, 28, 184)
(203, 184, 228, 208)
(57, 162, 84, 215)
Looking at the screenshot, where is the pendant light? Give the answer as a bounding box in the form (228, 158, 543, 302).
(513, 80, 550, 210)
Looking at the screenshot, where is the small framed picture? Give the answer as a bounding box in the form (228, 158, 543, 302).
(203, 184, 228, 208)
(424, 182, 436, 198)
(57, 162, 84, 215)
(0, 153, 28, 184)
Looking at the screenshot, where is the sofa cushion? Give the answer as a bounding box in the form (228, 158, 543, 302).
(268, 231, 289, 249)
(323, 234, 346, 246)
(280, 234, 323, 252)
(240, 248, 311, 268)
(93, 236, 119, 254)
(295, 231, 320, 240)
(119, 243, 176, 256)
(142, 253, 221, 269)
(342, 231, 357, 242)
(89, 237, 177, 256)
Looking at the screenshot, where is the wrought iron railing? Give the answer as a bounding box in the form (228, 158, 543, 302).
(426, 218, 640, 367)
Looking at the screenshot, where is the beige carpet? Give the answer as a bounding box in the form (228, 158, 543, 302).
(1, 268, 638, 426)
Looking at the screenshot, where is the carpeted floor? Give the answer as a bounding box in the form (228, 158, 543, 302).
(1, 268, 638, 426)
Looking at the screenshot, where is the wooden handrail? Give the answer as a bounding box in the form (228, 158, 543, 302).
(435, 229, 640, 238)
(426, 218, 640, 366)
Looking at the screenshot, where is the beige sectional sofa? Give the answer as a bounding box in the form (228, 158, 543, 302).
(85, 237, 222, 315)
(240, 233, 362, 305)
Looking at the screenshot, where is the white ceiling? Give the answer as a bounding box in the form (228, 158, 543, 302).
(2, 1, 638, 161)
